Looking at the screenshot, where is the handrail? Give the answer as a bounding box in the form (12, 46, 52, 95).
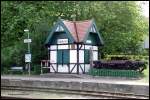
(40, 60, 51, 74)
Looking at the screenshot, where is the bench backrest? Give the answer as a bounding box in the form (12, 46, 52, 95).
(11, 67, 23, 70)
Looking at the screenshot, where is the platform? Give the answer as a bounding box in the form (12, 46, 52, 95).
(1, 74, 149, 96)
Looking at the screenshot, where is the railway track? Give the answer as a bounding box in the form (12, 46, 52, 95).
(1, 96, 33, 99)
(1, 86, 149, 99)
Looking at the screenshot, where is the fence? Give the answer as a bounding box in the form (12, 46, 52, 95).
(88, 68, 141, 78)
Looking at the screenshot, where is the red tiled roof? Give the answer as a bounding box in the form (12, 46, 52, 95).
(63, 20, 93, 42)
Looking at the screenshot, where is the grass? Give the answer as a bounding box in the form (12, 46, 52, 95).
(140, 64, 149, 83)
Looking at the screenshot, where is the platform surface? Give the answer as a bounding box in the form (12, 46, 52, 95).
(1, 74, 149, 86)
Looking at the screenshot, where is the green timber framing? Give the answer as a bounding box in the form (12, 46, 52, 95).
(43, 18, 104, 74)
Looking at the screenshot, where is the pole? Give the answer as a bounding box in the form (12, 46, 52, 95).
(90, 47, 93, 68)
(77, 44, 79, 74)
(28, 31, 31, 76)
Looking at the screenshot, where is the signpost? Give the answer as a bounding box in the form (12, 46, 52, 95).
(24, 29, 31, 76)
(24, 39, 32, 43)
(25, 54, 31, 62)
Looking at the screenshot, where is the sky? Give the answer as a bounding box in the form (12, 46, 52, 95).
(137, 1, 149, 46)
(138, 1, 149, 17)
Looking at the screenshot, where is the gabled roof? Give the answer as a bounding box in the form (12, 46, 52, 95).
(63, 20, 93, 42)
(45, 19, 104, 45)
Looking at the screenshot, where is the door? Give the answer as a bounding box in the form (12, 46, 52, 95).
(57, 49, 69, 73)
(57, 50, 69, 64)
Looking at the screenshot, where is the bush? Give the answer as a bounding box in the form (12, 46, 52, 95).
(32, 65, 41, 75)
(105, 55, 149, 61)
(2, 67, 9, 74)
(32, 65, 50, 75)
(88, 68, 141, 78)
(43, 68, 50, 73)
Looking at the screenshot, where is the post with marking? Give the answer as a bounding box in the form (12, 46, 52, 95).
(24, 29, 31, 76)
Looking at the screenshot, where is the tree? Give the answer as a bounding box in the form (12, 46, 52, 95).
(1, 1, 148, 69)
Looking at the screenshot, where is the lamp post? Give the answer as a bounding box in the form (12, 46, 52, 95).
(24, 29, 31, 76)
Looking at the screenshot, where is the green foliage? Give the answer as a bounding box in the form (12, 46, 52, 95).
(88, 68, 141, 78)
(1, 1, 148, 74)
(32, 65, 41, 75)
(2, 67, 10, 75)
(104, 55, 149, 62)
(1, 41, 25, 69)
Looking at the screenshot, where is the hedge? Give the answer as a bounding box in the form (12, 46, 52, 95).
(104, 55, 149, 61)
(88, 68, 141, 78)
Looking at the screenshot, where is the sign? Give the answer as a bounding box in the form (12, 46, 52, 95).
(86, 40, 92, 44)
(25, 54, 31, 62)
(24, 39, 32, 43)
(57, 39, 68, 44)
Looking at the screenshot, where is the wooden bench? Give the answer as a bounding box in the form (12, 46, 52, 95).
(9, 67, 23, 74)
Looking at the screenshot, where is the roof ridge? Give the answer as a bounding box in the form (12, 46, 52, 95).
(62, 19, 92, 23)
(73, 21, 79, 42)
(74, 20, 92, 22)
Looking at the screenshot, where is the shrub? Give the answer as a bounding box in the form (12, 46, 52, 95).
(104, 55, 149, 61)
(32, 65, 41, 75)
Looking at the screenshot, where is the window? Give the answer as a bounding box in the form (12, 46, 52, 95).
(70, 44, 76, 49)
(57, 50, 69, 64)
(84, 50, 90, 64)
(86, 40, 92, 44)
(90, 26, 96, 33)
(55, 25, 64, 32)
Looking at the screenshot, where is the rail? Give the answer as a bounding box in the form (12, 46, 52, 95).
(1, 86, 149, 99)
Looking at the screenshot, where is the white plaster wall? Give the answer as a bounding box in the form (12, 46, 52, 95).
(50, 45, 57, 50)
(70, 64, 77, 73)
(50, 64, 57, 72)
(85, 45, 92, 49)
(70, 50, 77, 63)
(70, 44, 77, 49)
(93, 46, 98, 50)
(93, 51, 98, 60)
(79, 45, 84, 49)
(79, 50, 84, 63)
(50, 51, 57, 63)
(58, 65, 68, 72)
(58, 45, 68, 49)
(79, 64, 84, 73)
(85, 64, 90, 72)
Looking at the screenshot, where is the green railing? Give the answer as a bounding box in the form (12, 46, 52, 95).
(88, 68, 141, 78)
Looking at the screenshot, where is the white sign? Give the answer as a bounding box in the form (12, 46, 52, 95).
(57, 39, 68, 44)
(86, 40, 92, 44)
(25, 54, 31, 62)
(24, 39, 32, 43)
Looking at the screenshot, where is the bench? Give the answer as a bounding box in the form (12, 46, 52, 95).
(9, 67, 23, 74)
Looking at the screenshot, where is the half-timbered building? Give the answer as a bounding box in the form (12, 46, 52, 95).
(42, 18, 104, 74)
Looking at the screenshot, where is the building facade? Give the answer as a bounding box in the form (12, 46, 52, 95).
(44, 19, 104, 74)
